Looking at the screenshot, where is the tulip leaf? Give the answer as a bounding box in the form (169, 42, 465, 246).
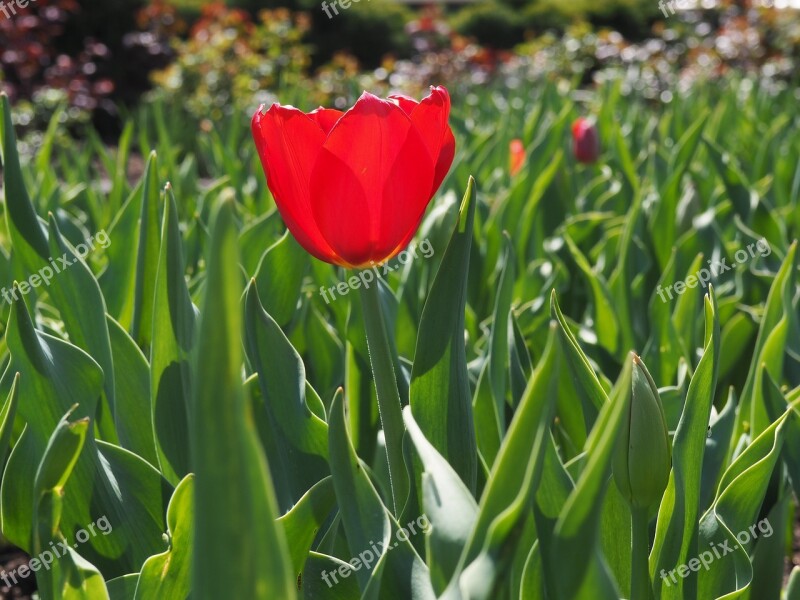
(697, 405, 793, 599)
(327, 390, 435, 599)
(130, 151, 163, 350)
(254, 230, 309, 327)
(31, 407, 110, 600)
(0, 372, 20, 467)
(545, 355, 634, 599)
(107, 316, 159, 468)
(487, 235, 515, 433)
(651, 288, 720, 600)
(278, 476, 338, 579)
(191, 199, 296, 599)
(1, 294, 168, 577)
(302, 552, 361, 599)
(734, 242, 797, 441)
(134, 474, 194, 600)
(410, 176, 477, 494)
(441, 324, 560, 599)
(403, 406, 479, 594)
(150, 185, 195, 484)
(244, 282, 330, 511)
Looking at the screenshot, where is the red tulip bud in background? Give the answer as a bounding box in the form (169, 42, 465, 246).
(572, 117, 600, 164)
(252, 87, 455, 268)
(509, 138, 525, 176)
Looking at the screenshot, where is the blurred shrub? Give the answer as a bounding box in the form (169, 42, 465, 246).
(523, 0, 587, 33)
(453, 0, 657, 40)
(0, 0, 176, 137)
(150, 4, 311, 120)
(304, 0, 414, 68)
(451, 2, 525, 49)
(585, 0, 657, 39)
(0, 0, 116, 134)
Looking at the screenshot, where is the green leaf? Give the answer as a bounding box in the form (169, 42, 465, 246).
(563, 233, 619, 356)
(1, 295, 168, 577)
(546, 355, 635, 600)
(651, 289, 720, 600)
(107, 575, 140, 600)
(107, 316, 159, 467)
(243, 282, 329, 510)
(130, 151, 162, 350)
(302, 552, 361, 599)
(277, 476, 337, 579)
(697, 409, 791, 599)
(31, 407, 109, 600)
(404, 407, 479, 594)
(410, 176, 477, 493)
(487, 236, 515, 432)
(443, 324, 560, 599)
(787, 567, 800, 600)
(254, 230, 309, 327)
(1, 97, 117, 441)
(135, 474, 194, 600)
(0, 372, 20, 466)
(735, 241, 797, 440)
(191, 199, 295, 599)
(327, 390, 435, 599)
(150, 184, 195, 484)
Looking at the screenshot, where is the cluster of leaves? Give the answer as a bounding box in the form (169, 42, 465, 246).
(0, 66, 799, 600)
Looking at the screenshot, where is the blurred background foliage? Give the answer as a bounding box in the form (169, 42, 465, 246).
(0, 0, 799, 144)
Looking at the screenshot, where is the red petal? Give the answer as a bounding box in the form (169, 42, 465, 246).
(309, 107, 344, 135)
(408, 86, 454, 193)
(251, 105, 340, 264)
(433, 127, 456, 191)
(309, 93, 436, 266)
(388, 94, 418, 116)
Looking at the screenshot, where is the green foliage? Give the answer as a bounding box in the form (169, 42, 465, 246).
(0, 61, 799, 600)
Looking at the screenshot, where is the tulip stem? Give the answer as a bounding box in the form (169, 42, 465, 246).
(359, 280, 408, 515)
(631, 506, 653, 600)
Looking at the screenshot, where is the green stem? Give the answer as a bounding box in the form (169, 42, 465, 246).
(631, 506, 653, 600)
(359, 280, 408, 514)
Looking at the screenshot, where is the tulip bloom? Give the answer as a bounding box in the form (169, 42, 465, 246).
(509, 138, 525, 176)
(252, 87, 455, 268)
(572, 117, 600, 164)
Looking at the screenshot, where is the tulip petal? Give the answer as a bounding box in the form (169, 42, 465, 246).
(309, 107, 344, 135)
(309, 92, 436, 266)
(434, 127, 456, 192)
(406, 86, 454, 193)
(251, 105, 340, 264)
(388, 94, 419, 116)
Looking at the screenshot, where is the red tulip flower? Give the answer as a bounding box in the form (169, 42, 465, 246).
(572, 117, 600, 164)
(251, 87, 455, 268)
(509, 138, 525, 176)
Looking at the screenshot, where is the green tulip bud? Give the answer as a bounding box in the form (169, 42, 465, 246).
(613, 353, 671, 509)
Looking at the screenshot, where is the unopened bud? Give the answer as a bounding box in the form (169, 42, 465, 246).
(613, 354, 671, 509)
